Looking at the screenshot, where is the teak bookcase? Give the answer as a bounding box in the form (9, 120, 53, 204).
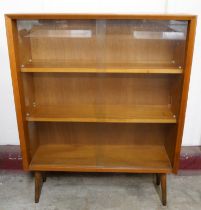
(5, 14, 196, 205)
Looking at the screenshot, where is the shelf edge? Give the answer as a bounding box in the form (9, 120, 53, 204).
(26, 117, 177, 123)
(21, 67, 183, 74)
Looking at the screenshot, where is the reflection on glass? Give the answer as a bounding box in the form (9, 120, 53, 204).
(17, 19, 188, 70)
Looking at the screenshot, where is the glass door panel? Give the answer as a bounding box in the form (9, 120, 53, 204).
(104, 19, 188, 71)
(17, 19, 188, 72)
(17, 19, 97, 69)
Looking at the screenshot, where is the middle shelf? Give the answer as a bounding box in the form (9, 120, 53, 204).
(22, 73, 180, 123)
(26, 104, 176, 123)
(21, 61, 183, 74)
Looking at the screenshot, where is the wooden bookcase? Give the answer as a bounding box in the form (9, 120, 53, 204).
(5, 14, 196, 205)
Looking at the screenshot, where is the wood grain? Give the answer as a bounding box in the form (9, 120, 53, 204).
(5, 14, 196, 178)
(5, 14, 196, 20)
(33, 122, 169, 145)
(5, 16, 31, 170)
(18, 20, 185, 70)
(28, 123, 172, 172)
(21, 62, 183, 74)
(173, 16, 197, 173)
(161, 173, 167, 206)
(30, 73, 174, 106)
(26, 104, 176, 123)
(30, 144, 172, 173)
(35, 171, 43, 203)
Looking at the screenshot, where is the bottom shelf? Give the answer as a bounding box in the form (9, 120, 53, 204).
(30, 144, 172, 173)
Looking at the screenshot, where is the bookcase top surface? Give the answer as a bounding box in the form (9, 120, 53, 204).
(5, 13, 196, 20)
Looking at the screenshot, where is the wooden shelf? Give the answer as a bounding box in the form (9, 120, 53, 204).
(26, 105, 177, 123)
(21, 61, 183, 74)
(29, 144, 172, 173)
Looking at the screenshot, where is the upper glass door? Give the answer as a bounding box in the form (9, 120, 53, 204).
(103, 19, 187, 72)
(17, 19, 188, 73)
(17, 19, 97, 70)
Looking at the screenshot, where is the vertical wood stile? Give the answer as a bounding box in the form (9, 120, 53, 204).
(173, 17, 197, 173)
(5, 16, 31, 170)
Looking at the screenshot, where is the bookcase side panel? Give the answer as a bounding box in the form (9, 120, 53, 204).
(173, 17, 197, 173)
(5, 16, 31, 170)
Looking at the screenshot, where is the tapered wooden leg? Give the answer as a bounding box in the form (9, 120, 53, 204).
(160, 173, 167, 206)
(42, 172, 46, 182)
(156, 174, 160, 185)
(35, 171, 43, 203)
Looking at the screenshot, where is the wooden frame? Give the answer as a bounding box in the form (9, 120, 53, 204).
(5, 14, 196, 205)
